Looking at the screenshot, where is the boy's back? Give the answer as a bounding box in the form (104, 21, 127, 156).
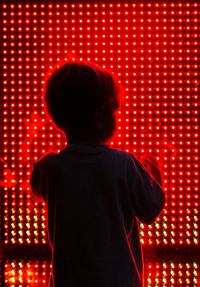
(30, 143, 165, 287)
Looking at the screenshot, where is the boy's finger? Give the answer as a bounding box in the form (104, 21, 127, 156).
(141, 155, 160, 169)
(141, 157, 161, 169)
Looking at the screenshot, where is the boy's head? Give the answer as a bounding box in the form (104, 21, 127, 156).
(44, 61, 120, 144)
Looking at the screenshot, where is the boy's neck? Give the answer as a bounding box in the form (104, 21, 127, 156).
(65, 130, 104, 146)
(67, 138, 102, 146)
(69, 141, 102, 146)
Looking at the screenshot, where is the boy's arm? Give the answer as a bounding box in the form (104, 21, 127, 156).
(139, 154, 163, 187)
(30, 161, 46, 203)
(126, 153, 166, 225)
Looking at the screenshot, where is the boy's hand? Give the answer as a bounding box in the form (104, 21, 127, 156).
(139, 154, 163, 187)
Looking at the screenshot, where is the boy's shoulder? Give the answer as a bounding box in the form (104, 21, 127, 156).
(108, 146, 129, 156)
(107, 147, 136, 162)
(108, 148, 142, 171)
(34, 151, 58, 167)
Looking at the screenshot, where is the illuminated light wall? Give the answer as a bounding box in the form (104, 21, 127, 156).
(0, 2, 199, 286)
(3, 260, 199, 286)
(4, 261, 51, 286)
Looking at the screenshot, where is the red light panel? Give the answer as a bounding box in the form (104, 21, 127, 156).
(4, 260, 51, 286)
(1, 2, 199, 286)
(3, 260, 200, 286)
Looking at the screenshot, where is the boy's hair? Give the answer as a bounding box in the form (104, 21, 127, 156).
(44, 61, 120, 143)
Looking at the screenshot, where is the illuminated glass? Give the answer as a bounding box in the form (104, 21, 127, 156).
(1, 2, 199, 286)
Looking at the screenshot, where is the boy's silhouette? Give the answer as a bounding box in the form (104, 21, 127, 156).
(30, 61, 165, 287)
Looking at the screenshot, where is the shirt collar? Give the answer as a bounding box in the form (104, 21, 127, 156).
(60, 143, 109, 154)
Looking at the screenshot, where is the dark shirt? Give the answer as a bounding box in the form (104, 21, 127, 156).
(30, 144, 165, 287)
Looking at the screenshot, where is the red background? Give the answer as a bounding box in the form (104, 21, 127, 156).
(0, 2, 199, 286)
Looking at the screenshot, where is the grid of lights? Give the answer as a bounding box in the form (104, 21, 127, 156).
(1, 2, 199, 286)
(144, 262, 199, 286)
(4, 260, 52, 286)
(4, 260, 199, 286)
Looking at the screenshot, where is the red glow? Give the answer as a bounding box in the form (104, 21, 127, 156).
(1, 2, 199, 286)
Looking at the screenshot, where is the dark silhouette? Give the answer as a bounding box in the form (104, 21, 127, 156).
(44, 61, 120, 145)
(30, 60, 165, 287)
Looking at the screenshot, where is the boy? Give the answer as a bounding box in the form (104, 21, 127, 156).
(30, 61, 165, 287)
